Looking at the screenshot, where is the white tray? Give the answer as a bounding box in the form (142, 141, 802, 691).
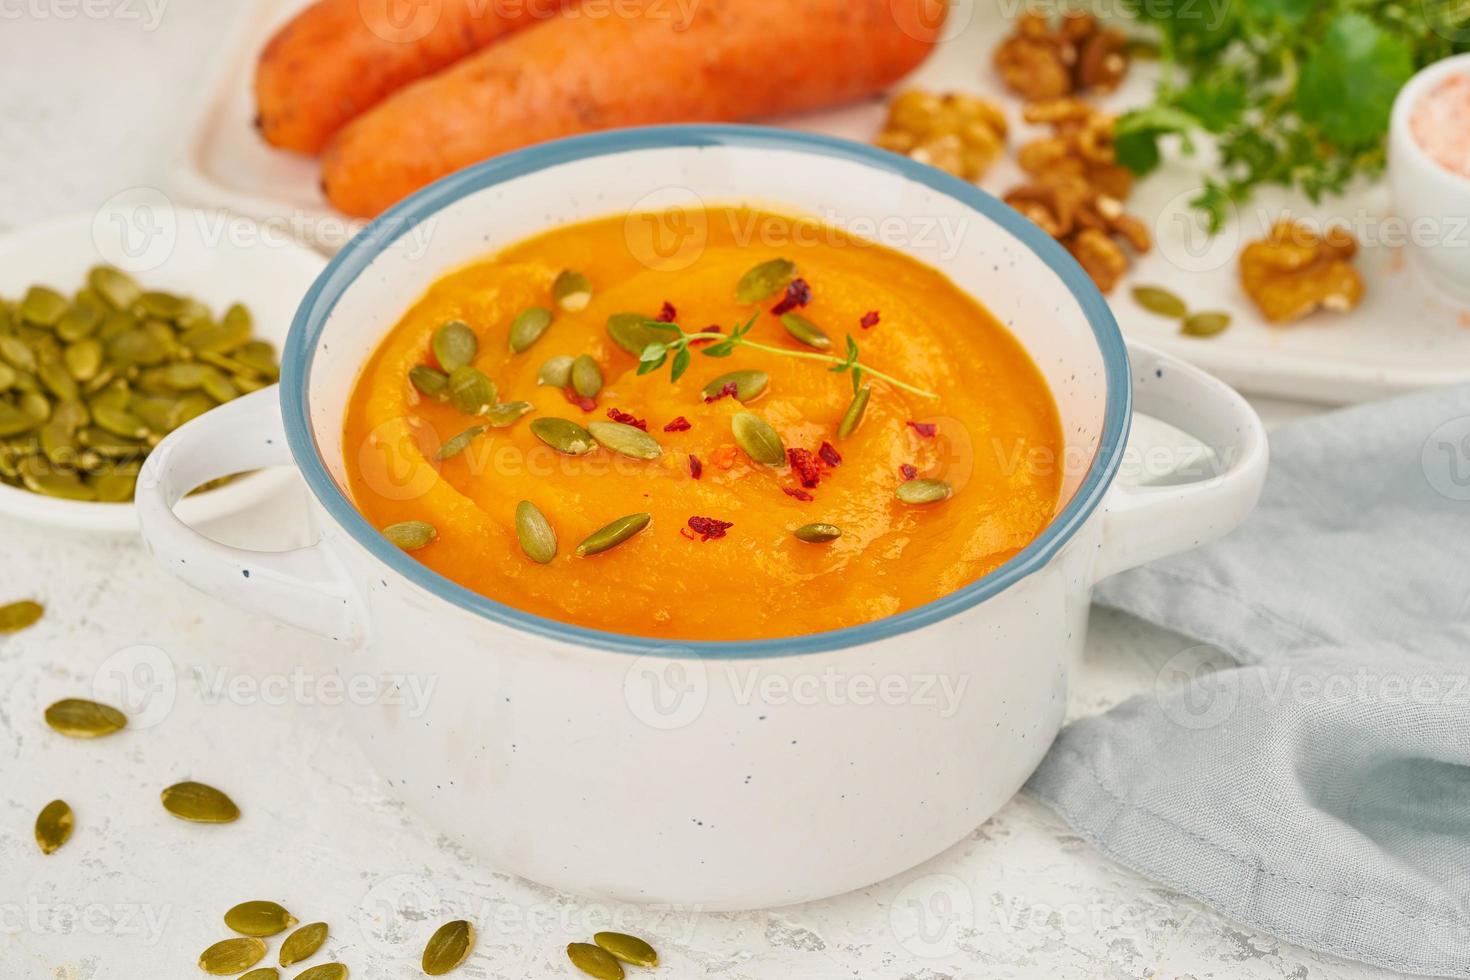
(173, 0, 1470, 404)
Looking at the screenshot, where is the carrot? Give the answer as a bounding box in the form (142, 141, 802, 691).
(320, 0, 947, 216)
(255, 0, 577, 155)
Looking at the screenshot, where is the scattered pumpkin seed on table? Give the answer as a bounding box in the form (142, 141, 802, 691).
(575, 513, 651, 557)
(701, 370, 768, 403)
(1182, 311, 1232, 337)
(508, 307, 554, 352)
(44, 698, 126, 737)
(566, 942, 624, 980)
(279, 922, 329, 966)
(160, 780, 240, 823)
(0, 598, 43, 632)
(422, 920, 476, 976)
(384, 520, 437, 551)
(1131, 285, 1189, 318)
(554, 270, 593, 312)
(240, 970, 280, 980)
(731, 411, 785, 466)
(199, 938, 268, 975)
(515, 501, 557, 564)
(224, 901, 297, 938)
(735, 258, 795, 304)
(593, 932, 658, 968)
(293, 964, 347, 980)
(35, 799, 73, 854)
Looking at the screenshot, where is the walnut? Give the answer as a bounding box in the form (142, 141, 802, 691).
(1018, 99, 1134, 200)
(875, 90, 1007, 182)
(1067, 228, 1129, 293)
(1239, 219, 1365, 323)
(1004, 174, 1150, 293)
(993, 12, 1130, 101)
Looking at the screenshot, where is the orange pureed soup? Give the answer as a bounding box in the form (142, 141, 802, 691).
(344, 207, 1063, 640)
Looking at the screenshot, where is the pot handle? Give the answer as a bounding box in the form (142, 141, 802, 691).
(135, 387, 360, 645)
(1091, 341, 1269, 584)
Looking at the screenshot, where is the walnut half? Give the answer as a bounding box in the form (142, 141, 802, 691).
(1239, 220, 1365, 324)
(993, 12, 1130, 102)
(875, 90, 1008, 182)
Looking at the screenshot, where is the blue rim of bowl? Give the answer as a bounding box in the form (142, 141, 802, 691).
(282, 124, 1132, 658)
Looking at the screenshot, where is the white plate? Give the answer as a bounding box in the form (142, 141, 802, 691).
(173, 0, 1470, 403)
(0, 205, 326, 533)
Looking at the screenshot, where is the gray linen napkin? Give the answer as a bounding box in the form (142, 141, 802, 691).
(1026, 384, 1470, 977)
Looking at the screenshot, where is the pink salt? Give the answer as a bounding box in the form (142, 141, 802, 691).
(1411, 73, 1470, 179)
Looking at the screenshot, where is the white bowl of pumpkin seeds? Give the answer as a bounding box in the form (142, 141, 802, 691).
(0, 209, 326, 533)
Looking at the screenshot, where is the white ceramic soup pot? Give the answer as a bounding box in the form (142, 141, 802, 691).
(136, 126, 1268, 911)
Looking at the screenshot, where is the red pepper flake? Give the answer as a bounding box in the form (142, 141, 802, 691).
(687, 516, 734, 541)
(783, 487, 814, 502)
(818, 441, 842, 468)
(787, 448, 823, 489)
(688, 454, 703, 479)
(770, 277, 812, 315)
(657, 301, 677, 323)
(664, 416, 692, 432)
(704, 381, 739, 404)
(606, 408, 648, 430)
(900, 463, 918, 480)
(689, 325, 723, 346)
(907, 421, 938, 438)
(860, 310, 881, 329)
(563, 387, 596, 412)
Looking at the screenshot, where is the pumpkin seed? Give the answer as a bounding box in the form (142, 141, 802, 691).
(1, 335, 37, 372)
(896, 478, 953, 504)
(793, 523, 842, 543)
(38, 359, 79, 402)
(1131, 285, 1189, 318)
(279, 922, 328, 966)
(234, 341, 280, 379)
(44, 698, 126, 737)
(180, 316, 249, 354)
(91, 467, 138, 502)
(384, 520, 437, 551)
(161, 781, 240, 823)
(92, 404, 149, 439)
(575, 513, 651, 557)
(40, 421, 77, 464)
(138, 290, 183, 321)
(1181, 311, 1232, 337)
(293, 965, 347, 980)
(241, 970, 280, 980)
(409, 365, 450, 401)
(0, 402, 36, 437)
(0, 362, 15, 390)
(21, 286, 69, 326)
(606, 313, 663, 357)
(484, 401, 533, 427)
(836, 386, 871, 440)
(567, 942, 624, 980)
(530, 417, 594, 455)
(20, 459, 92, 500)
(515, 501, 557, 564)
(0, 599, 43, 632)
(588, 420, 661, 460)
(593, 932, 657, 968)
(779, 313, 832, 350)
(701, 369, 768, 403)
(447, 367, 497, 416)
(97, 309, 137, 342)
(202, 370, 240, 404)
(436, 425, 486, 461)
(508, 307, 553, 353)
(731, 411, 785, 466)
(63, 339, 103, 381)
(570, 354, 603, 398)
(735, 258, 795, 304)
(225, 902, 297, 938)
(108, 328, 169, 367)
(554, 270, 593, 312)
(56, 305, 102, 343)
(536, 355, 575, 387)
(89, 266, 142, 310)
(422, 919, 475, 976)
(199, 938, 267, 975)
(35, 799, 73, 854)
(432, 320, 478, 373)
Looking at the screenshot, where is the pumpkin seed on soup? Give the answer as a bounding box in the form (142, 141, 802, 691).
(554, 270, 594, 312)
(409, 365, 449, 401)
(837, 386, 871, 440)
(161, 781, 240, 823)
(224, 901, 297, 938)
(537, 355, 575, 387)
(484, 401, 533, 428)
(279, 921, 329, 966)
(530, 417, 594, 455)
(515, 501, 557, 564)
(199, 938, 267, 975)
(593, 932, 658, 968)
(422, 919, 475, 975)
(588, 420, 662, 460)
(1182, 311, 1232, 337)
(432, 320, 477, 373)
(436, 425, 485, 461)
(0, 598, 43, 632)
(508, 307, 553, 353)
(575, 513, 651, 557)
(735, 258, 795, 304)
(701, 370, 767, 403)
(606, 312, 664, 357)
(384, 520, 437, 551)
(35, 799, 73, 854)
(447, 366, 497, 415)
(794, 523, 842, 543)
(731, 411, 785, 466)
(779, 313, 832, 350)
(1131, 285, 1188, 318)
(896, 478, 953, 504)
(567, 942, 624, 980)
(44, 698, 126, 737)
(570, 354, 603, 398)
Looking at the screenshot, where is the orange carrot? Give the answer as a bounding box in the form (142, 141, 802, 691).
(255, 0, 577, 155)
(320, 0, 947, 216)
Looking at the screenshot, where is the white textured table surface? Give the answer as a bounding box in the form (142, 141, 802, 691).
(4, 5, 1375, 979)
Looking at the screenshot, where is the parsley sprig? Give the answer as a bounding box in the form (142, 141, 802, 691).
(635, 315, 938, 399)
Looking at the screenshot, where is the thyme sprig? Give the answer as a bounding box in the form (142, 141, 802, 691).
(634, 315, 938, 399)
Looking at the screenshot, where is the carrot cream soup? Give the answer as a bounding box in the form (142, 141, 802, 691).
(343, 207, 1063, 641)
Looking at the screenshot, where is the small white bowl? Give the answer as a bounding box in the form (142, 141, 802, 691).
(1389, 52, 1470, 304)
(0, 204, 325, 533)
